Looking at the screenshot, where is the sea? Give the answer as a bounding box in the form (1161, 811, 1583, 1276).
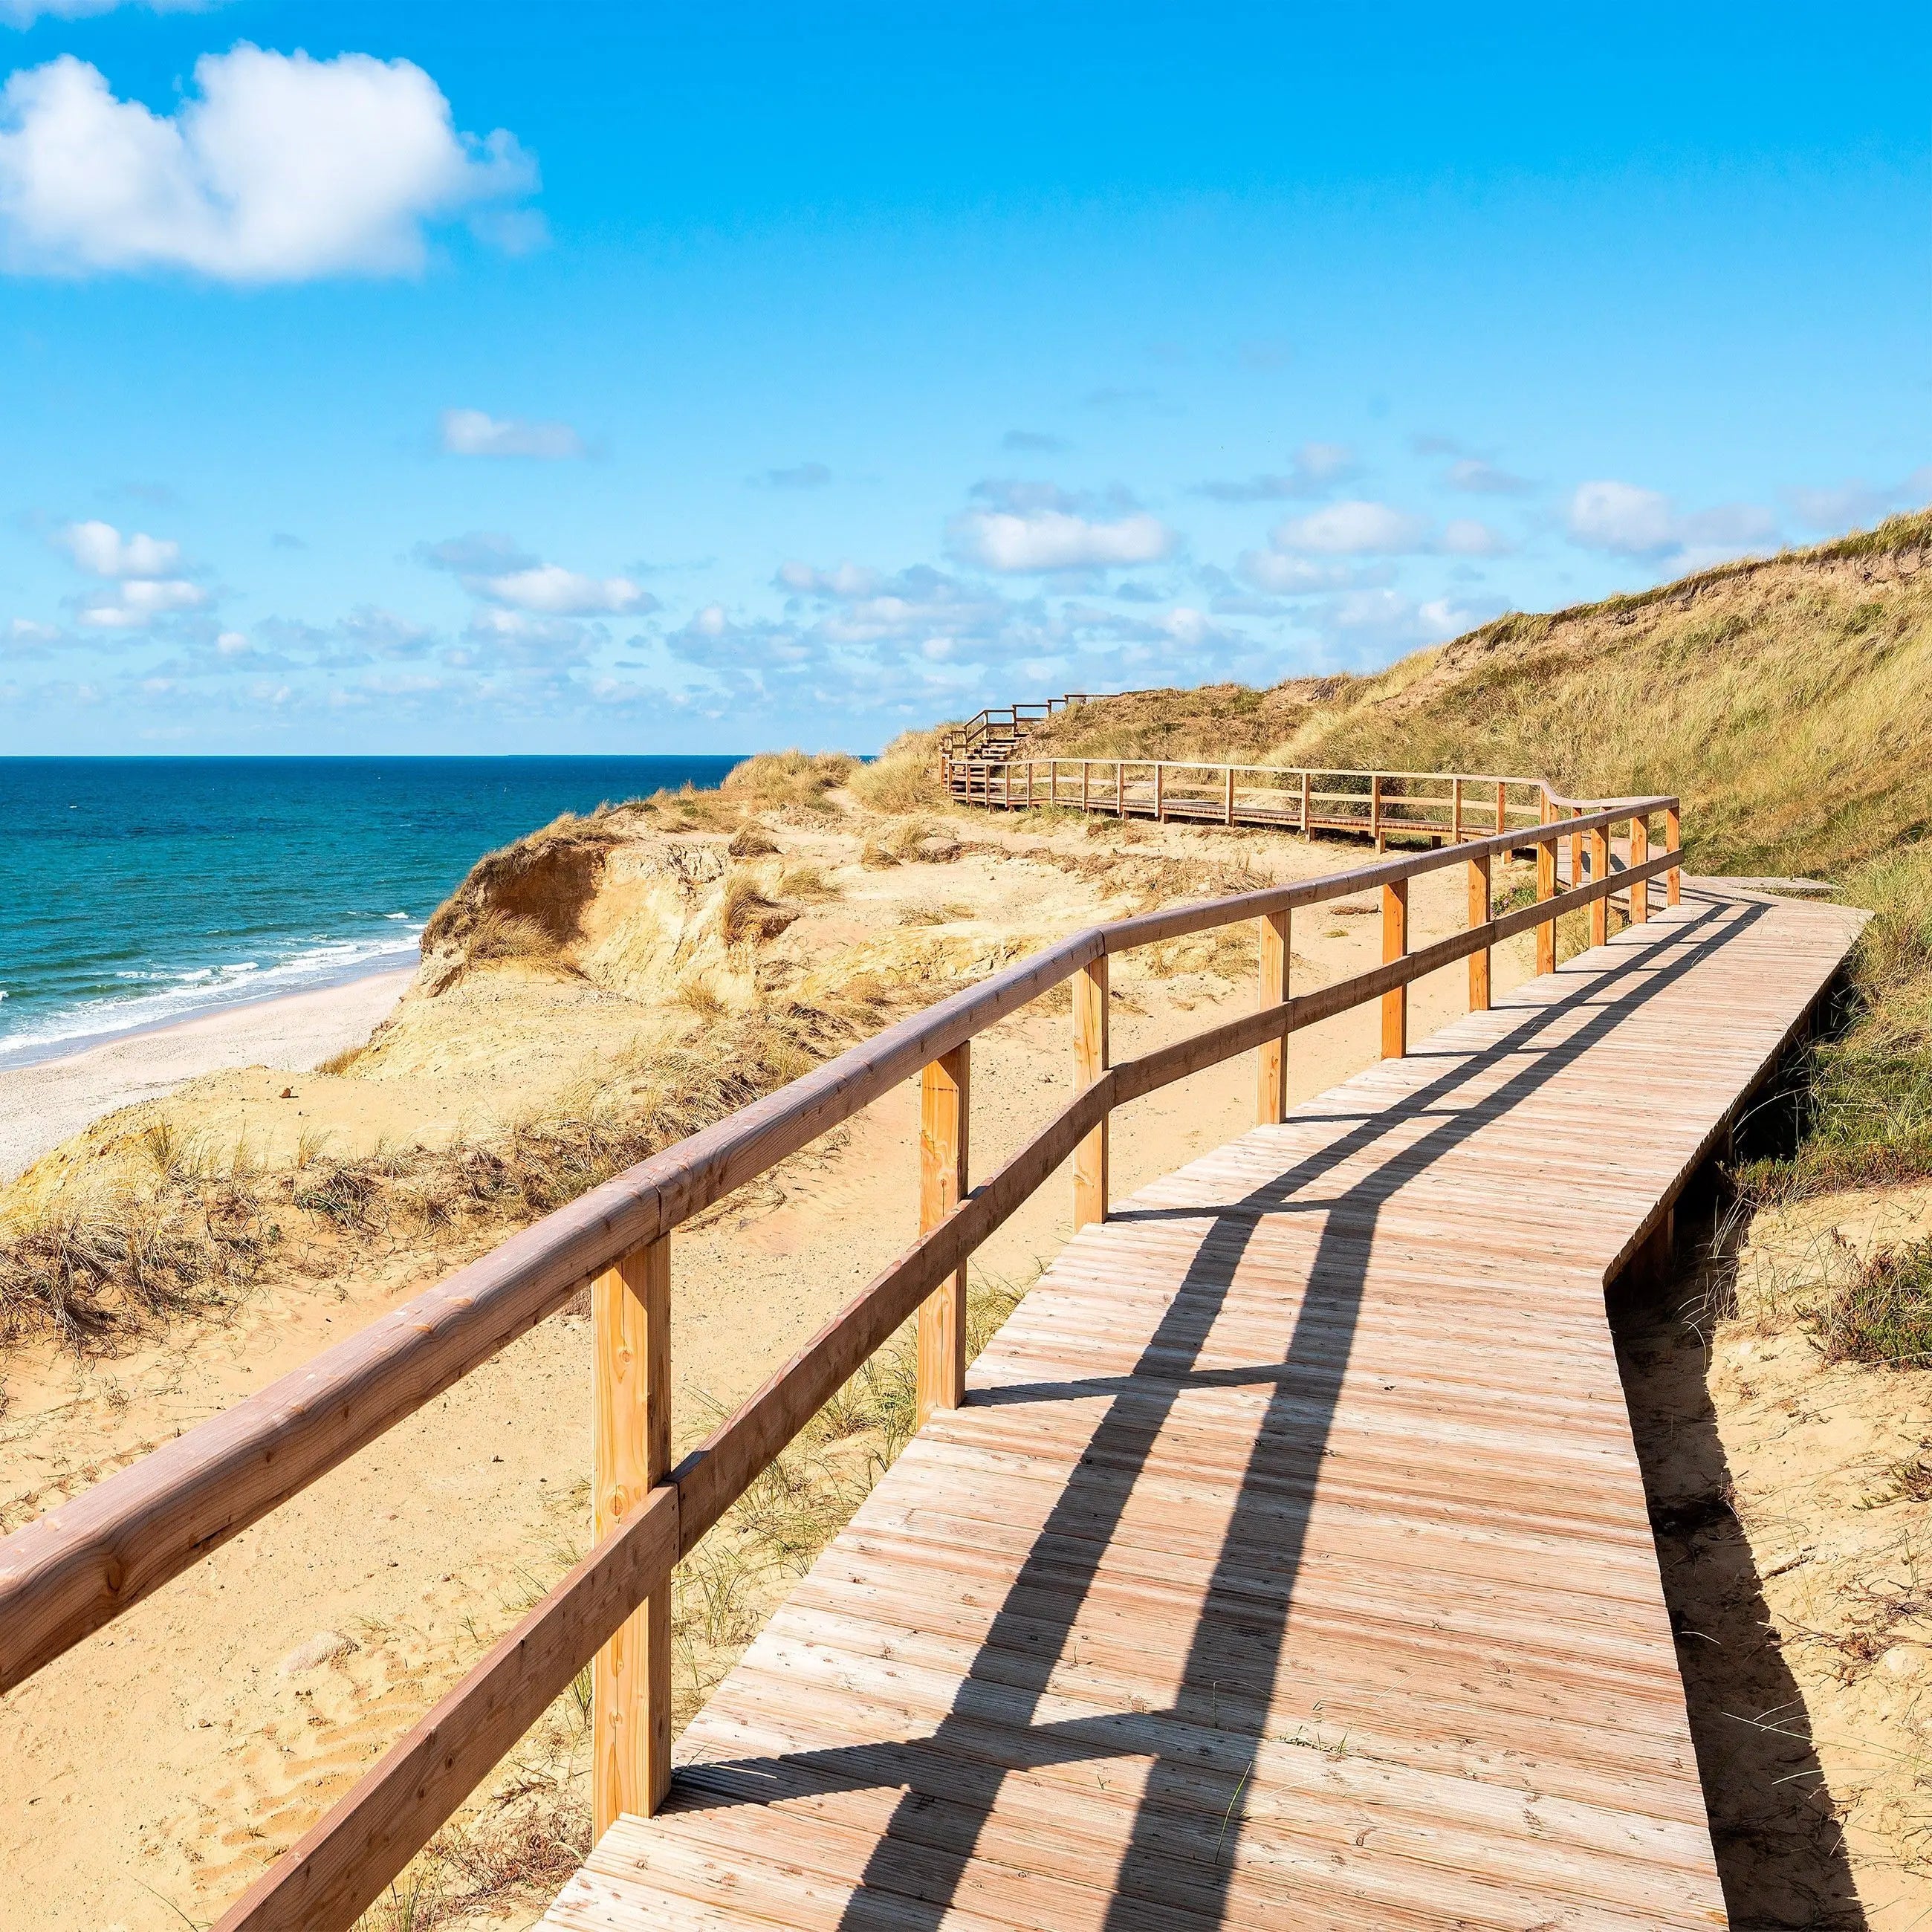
(0, 756, 745, 1068)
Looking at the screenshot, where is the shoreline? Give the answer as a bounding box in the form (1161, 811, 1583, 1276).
(0, 965, 412, 1184)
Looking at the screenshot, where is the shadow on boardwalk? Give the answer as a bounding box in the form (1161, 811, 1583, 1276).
(665, 892, 1778, 1927)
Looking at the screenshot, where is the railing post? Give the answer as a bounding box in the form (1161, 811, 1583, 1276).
(1589, 823, 1610, 946)
(1372, 774, 1384, 851)
(1467, 850, 1491, 1012)
(1117, 761, 1127, 820)
(1496, 779, 1508, 841)
(1452, 777, 1463, 843)
(1569, 808, 1583, 896)
(1630, 813, 1650, 924)
(1381, 877, 1408, 1057)
(1257, 907, 1290, 1124)
(1026, 762, 1035, 810)
(916, 1044, 970, 1425)
(1667, 804, 1681, 905)
(1536, 797, 1557, 975)
(1073, 955, 1109, 1228)
(593, 1235, 672, 1834)
(1155, 761, 1166, 823)
(1081, 760, 1091, 812)
(1300, 770, 1312, 836)
(1224, 765, 1234, 826)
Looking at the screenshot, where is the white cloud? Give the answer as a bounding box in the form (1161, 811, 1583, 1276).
(1568, 479, 1777, 560)
(1273, 499, 1429, 555)
(1234, 550, 1361, 594)
(0, 47, 536, 281)
(440, 408, 582, 459)
(1566, 480, 1678, 556)
(1438, 517, 1509, 556)
(1, 0, 209, 23)
(475, 563, 652, 615)
(56, 518, 181, 577)
(950, 508, 1174, 572)
(78, 577, 208, 626)
(7, 615, 59, 643)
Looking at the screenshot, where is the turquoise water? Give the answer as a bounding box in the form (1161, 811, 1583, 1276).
(0, 756, 743, 1066)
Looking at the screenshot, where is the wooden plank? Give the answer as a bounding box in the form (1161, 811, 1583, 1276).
(1073, 955, 1109, 1228)
(542, 889, 1861, 1932)
(593, 1238, 672, 1830)
(1466, 850, 1491, 1012)
(916, 1044, 970, 1424)
(218, 1485, 676, 1932)
(1381, 874, 1408, 1057)
(1256, 908, 1290, 1126)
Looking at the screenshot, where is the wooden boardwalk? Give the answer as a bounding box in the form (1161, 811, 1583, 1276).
(542, 884, 1860, 1929)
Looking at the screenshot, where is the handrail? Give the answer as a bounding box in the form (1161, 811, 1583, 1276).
(939, 751, 1592, 845)
(0, 783, 1682, 1932)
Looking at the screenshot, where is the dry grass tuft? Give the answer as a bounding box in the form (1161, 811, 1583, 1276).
(1814, 1237, 1932, 1369)
(719, 874, 800, 947)
(848, 730, 944, 814)
(776, 861, 840, 903)
(726, 823, 780, 858)
(721, 751, 855, 812)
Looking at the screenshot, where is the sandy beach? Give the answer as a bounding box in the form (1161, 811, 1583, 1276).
(0, 969, 413, 1183)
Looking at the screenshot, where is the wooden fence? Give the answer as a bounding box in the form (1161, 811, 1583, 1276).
(943, 752, 1571, 845)
(0, 782, 1682, 1932)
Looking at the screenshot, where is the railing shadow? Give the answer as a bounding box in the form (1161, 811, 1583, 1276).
(673, 890, 1767, 1926)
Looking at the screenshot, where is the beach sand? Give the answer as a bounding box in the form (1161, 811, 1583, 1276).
(0, 969, 412, 1183)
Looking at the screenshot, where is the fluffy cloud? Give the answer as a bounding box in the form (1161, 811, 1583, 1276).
(77, 577, 209, 626)
(950, 506, 1174, 573)
(0, 47, 535, 280)
(1272, 499, 1430, 554)
(1438, 517, 1511, 557)
(1567, 480, 1777, 560)
(56, 519, 180, 576)
(1190, 443, 1361, 503)
(474, 563, 653, 616)
(1234, 551, 1367, 595)
(1784, 470, 1932, 531)
(440, 408, 583, 459)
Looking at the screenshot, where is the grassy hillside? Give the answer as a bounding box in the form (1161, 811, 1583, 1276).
(1025, 508, 1932, 880)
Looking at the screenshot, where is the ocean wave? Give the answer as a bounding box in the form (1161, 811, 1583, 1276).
(0, 926, 423, 1068)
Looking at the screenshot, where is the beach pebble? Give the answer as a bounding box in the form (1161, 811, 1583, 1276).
(1881, 1644, 1923, 1679)
(278, 1630, 358, 1677)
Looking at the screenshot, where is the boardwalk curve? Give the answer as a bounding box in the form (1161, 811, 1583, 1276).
(545, 886, 1861, 1929)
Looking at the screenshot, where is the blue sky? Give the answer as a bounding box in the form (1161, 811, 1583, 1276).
(0, 1, 1927, 754)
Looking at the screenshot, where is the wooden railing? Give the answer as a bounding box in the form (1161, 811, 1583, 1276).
(0, 784, 1684, 1932)
(943, 752, 1567, 846)
(939, 690, 1157, 761)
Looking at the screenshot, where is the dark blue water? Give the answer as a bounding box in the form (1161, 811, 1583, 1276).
(0, 757, 744, 1065)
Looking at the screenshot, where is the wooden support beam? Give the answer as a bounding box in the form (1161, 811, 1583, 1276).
(1536, 798, 1557, 976)
(1569, 808, 1583, 898)
(1371, 774, 1384, 850)
(1300, 769, 1312, 836)
(1154, 761, 1166, 823)
(1496, 779, 1507, 837)
(1117, 760, 1127, 820)
(1589, 826, 1611, 946)
(1224, 764, 1234, 827)
(592, 1236, 672, 1833)
(1466, 852, 1491, 1012)
(1381, 877, 1408, 1057)
(1452, 777, 1463, 843)
(1667, 804, 1682, 906)
(1073, 956, 1109, 1228)
(1257, 908, 1290, 1125)
(915, 1045, 969, 1426)
(1081, 760, 1090, 812)
(1630, 814, 1650, 924)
